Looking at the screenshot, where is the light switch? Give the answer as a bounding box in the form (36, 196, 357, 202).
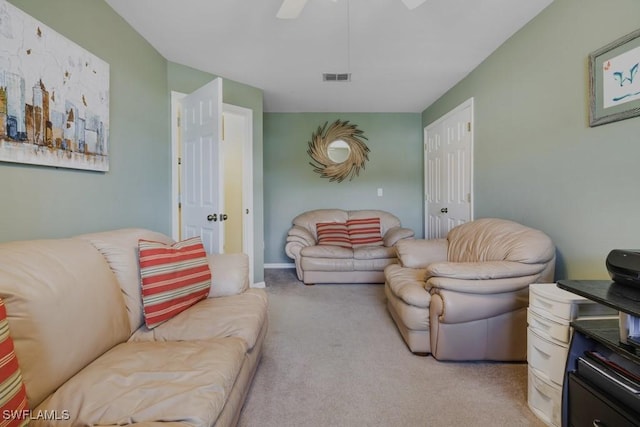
(377, 188, 383, 197)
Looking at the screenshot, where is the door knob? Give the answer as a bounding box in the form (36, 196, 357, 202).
(220, 213, 228, 221)
(440, 208, 448, 213)
(207, 213, 217, 222)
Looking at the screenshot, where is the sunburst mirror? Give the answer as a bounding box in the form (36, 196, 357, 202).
(307, 120, 370, 183)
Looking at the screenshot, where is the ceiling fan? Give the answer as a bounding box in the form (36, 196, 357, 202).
(277, 0, 428, 19)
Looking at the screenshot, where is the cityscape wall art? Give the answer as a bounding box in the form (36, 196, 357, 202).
(0, 0, 110, 171)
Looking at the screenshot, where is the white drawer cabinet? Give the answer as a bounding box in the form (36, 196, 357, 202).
(527, 283, 616, 427)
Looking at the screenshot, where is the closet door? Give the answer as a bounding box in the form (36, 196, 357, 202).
(424, 98, 474, 239)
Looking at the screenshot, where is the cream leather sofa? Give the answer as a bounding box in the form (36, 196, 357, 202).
(285, 209, 415, 285)
(384, 218, 555, 361)
(0, 228, 267, 426)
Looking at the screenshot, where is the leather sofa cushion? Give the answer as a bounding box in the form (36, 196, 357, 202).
(75, 228, 175, 333)
(353, 245, 396, 260)
(130, 289, 267, 351)
(33, 338, 246, 426)
(301, 245, 353, 259)
(354, 258, 397, 271)
(0, 239, 130, 409)
(301, 257, 354, 271)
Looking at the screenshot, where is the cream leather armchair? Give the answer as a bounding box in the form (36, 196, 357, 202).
(384, 218, 555, 361)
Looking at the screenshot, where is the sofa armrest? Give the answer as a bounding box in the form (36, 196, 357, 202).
(426, 261, 546, 281)
(288, 225, 316, 245)
(383, 226, 415, 247)
(207, 253, 250, 297)
(426, 273, 540, 294)
(285, 226, 316, 257)
(429, 282, 530, 324)
(395, 238, 448, 268)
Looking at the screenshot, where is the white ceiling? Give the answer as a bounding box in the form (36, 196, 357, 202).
(105, 0, 553, 113)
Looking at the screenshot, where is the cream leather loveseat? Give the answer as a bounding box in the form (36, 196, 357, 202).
(285, 209, 414, 284)
(0, 228, 267, 426)
(384, 218, 555, 361)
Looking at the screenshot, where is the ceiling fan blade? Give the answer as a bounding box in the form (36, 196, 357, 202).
(276, 0, 308, 19)
(400, 0, 427, 10)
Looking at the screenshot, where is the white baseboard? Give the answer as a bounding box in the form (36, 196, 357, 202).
(251, 281, 266, 288)
(265, 263, 295, 269)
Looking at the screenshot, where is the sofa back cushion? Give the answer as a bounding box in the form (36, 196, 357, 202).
(447, 218, 555, 264)
(0, 239, 130, 409)
(292, 209, 349, 240)
(75, 228, 175, 333)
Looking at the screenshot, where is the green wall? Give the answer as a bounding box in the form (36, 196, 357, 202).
(423, 0, 640, 280)
(264, 113, 423, 264)
(167, 62, 265, 282)
(2, 0, 171, 240)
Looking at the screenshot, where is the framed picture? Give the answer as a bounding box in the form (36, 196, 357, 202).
(0, 0, 110, 171)
(589, 28, 640, 127)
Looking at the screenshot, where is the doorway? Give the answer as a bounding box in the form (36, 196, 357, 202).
(171, 89, 254, 281)
(424, 98, 474, 238)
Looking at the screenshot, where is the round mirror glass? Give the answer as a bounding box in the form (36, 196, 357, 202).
(327, 139, 351, 163)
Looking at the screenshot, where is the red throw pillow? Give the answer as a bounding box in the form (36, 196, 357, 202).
(0, 300, 29, 426)
(138, 237, 212, 329)
(316, 222, 352, 248)
(347, 217, 384, 248)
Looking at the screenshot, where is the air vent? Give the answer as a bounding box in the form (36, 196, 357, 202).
(323, 73, 351, 82)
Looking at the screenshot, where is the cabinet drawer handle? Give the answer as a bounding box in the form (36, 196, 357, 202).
(593, 419, 604, 427)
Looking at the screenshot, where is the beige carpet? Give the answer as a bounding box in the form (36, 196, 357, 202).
(237, 269, 546, 427)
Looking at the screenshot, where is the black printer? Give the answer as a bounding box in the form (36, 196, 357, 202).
(606, 249, 640, 289)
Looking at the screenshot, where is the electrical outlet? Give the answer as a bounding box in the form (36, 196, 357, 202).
(377, 188, 383, 197)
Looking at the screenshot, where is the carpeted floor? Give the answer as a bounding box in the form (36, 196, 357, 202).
(237, 268, 546, 427)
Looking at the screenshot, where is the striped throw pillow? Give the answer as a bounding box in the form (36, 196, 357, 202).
(139, 237, 212, 329)
(0, 300, 29, 427)
(347, 217, 384, 248)
(316, 222, 352, 248)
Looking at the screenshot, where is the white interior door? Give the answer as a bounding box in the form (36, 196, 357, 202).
(180, 78, 223, 253)
(171, 87, 255, 281)
(424, 98, 474, 239)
